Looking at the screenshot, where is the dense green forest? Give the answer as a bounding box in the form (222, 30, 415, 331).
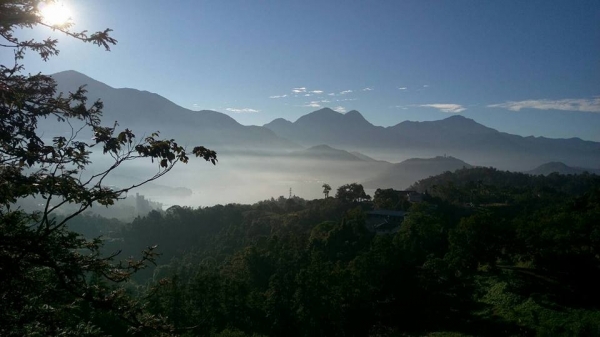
(65, 168, 600, 336)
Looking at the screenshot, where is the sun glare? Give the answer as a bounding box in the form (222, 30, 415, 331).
(38, 1, 71, 26)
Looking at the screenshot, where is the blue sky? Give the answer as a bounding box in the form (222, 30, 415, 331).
(8, 0, 600, 140)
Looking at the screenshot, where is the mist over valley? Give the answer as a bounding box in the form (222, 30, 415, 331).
(40, 70, 600, 212)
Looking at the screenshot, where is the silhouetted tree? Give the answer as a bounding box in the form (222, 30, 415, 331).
(373, 188, 409, 210)
(322, 183, 331, 198)
(335, 183, 369, 202)
(0, 1, 216, 335)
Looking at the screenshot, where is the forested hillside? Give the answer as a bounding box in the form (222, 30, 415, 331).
(68, 169, 600, 336)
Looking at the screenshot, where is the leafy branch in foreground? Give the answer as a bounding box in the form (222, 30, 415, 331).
(0, 1, 217, 335)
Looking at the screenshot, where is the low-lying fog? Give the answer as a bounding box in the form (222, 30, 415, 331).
(90, 151, 389, 209)
(82, 143, 584, 212)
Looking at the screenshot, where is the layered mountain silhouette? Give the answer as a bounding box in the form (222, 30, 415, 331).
(264, 108, 600, 170)
(290, 145, 377, 162)
(50, 70, 298, 152)
(526, 162, 600, 176)
(363, 156, 472, 190)
(264, 108, 390, 148)
(48, 71, 599, 171)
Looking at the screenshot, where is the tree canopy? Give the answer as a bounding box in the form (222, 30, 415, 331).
(322, 183, 331, 198)
(372, 188, 410, 210)
(335, 183, 370, 202)
(110, 171, 600, 336)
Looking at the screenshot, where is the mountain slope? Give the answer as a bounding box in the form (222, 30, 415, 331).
(290, 145, 366, 162)
(363, 156, 473, 190)
(50, 70, 298, 152)
(526, 162, 600, 176)
(265, 110, 600, 170)
(349, 151, 382, 162)
(264, 108, 391, 148)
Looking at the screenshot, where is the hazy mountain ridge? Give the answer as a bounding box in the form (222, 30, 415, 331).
(50, 70, 298, 151)
(526, 162, 600, 176)
(264, 108, 600, 170)
(363, 156, 473, 190)
(290, 145, 369, 162)
(49, 71, 599, 171)
(349, 151, 382, 162)
(264, 108, 391, 148)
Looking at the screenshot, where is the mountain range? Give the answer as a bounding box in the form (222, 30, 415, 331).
(264, 108, 600, 170)
(50, 71, 297, 152)
(526, 162, 600, 176)
(363, 156, 472, 190)
(50, 71, 600, 172)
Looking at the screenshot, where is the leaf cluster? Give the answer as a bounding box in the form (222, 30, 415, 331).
(1, 1, 217, 335)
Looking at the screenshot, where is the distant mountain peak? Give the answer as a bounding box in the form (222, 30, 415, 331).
(363, 155, 473, 189)
(271, 117, 291, 123)
(442, 115, 479, 124)
(293, 107, 375, 128)
(53, 69, 87, 77)
(51, 70, 111, 89)
(390, 114, 497, 136)
(264, 118, 292, 128)
(526, 161, 599, 176)
(305, 107, 338, 117)
(295, 107, 344, 124)
(538, 161, 570, 168)
(308, 144, 336, 150)
(401, 155, 470, 165)
(445, 114, 469, 120)
(344, 109, 366, 120)
(47, 70, 301, 150)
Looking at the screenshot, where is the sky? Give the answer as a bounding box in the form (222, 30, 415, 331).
(6, 0, 600, 141)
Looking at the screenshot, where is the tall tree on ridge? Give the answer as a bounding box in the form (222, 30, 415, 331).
(322, 183, 332, 198)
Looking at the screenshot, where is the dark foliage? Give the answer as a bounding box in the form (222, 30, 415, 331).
(91, 170, 600, 336)
(1, 2, 216, 335)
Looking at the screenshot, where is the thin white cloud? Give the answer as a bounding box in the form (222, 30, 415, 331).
(423, 84, 430, 88)
(292, 87, 307, 93)
(310, 90, 324, 94)
(362, 87, 373, 91)
(269, 94, 287, 99)
(418, 104, 466, 113)
(333, 106, 346, 113)
(304, 93, 312, 97)
(339, 90, 353, 95)
(487, 98, 600, 113)
(226, 107, 260, 113)
(320, 99, 331, 103)
(327, 93, 335, 96)
(303, 101, 321, 108)
(398, 87, 407, 90)
(336, 98, 357, 102)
